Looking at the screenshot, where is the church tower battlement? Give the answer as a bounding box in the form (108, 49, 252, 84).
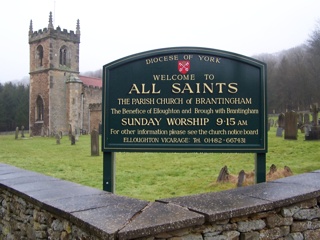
(29, 13, 80, 44)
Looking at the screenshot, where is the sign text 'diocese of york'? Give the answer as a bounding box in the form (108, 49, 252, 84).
(102, 47, 267, 153)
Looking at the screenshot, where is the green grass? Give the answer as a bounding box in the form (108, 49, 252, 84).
(1, 127, 320, 201)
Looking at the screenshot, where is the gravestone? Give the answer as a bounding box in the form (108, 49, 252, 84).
(284, 111, 298, 140)
(276, 127, 283, 137)
(91, 129, 99, 156)
(269, 118, 274, 127)
(237, 170, 246, 187)
(304, 113, 311, 136)
(15, 127, 19, 139)
(304, 124, 312, 137)
(268, 164, 277, 175)
(297, 113, 304, 133)
(71, 135, 76, 145)
(21, 126, 25, 138)
(305, 103, 320, 140)
(276, 113, 285, 137)
(55, 133, 61, 144)
(217, 166, 229, 182)
(284, 166, 293, 176)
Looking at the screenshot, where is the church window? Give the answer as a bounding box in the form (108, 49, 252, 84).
(36, 45, 44, 67)
(59, 46, 70, 67)
(36, 96, 44, 121)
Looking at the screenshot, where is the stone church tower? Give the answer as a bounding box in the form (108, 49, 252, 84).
(28, 12, 85, 136)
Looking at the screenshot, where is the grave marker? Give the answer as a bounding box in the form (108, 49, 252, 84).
(15, 127, 19, 140)
(21, 126, 25, 138)
(91, 129, 100, 156)
(55, 133, 61, 144)
(284, 111, 297, 140)
(237, 170, 246, 187)
(276, 113, 285, 137)
(305, 103, 320, 140)
(71, 135, 76, 145)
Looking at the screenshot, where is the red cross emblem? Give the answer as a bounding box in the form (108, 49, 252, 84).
(178, 60, 190, 74)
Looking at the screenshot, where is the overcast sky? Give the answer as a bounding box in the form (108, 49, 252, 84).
(1, 0, 320, 83)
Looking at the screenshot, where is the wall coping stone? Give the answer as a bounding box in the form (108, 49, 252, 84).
(1, 163, 320, 239)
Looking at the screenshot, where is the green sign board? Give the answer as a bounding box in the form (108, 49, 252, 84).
(102, 47, 267, 153)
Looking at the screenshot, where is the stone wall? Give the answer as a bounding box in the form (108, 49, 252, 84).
(1, 163, 320, 239)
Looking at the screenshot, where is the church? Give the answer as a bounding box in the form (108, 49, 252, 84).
(28, 12, 102, 136)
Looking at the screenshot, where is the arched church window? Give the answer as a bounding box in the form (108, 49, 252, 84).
(59, 46, 70, 66)
(36, 96, 44, 121)
(36, 45, 44, 67)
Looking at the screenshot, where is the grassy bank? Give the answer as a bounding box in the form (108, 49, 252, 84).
(1, 127, 320, 201)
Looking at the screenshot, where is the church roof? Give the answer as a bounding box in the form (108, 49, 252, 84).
(79, 75, 102, 88)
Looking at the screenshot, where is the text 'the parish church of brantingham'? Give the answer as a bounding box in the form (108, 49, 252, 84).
(28, 12, 102, 136)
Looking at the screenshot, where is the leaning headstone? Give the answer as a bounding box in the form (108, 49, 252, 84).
(268, 164, 277, 175)
(21, 126, 25, 138)
(55, 133, 61, 144)
(59, 131, 63, 139)
(15, 127, 19, 139)
(91, 129, 99, 156)
(283, 166, 293, 177)
(284, 111, 297, 140)
(217, 166, 229, 183)
(237, 170, 246, 187)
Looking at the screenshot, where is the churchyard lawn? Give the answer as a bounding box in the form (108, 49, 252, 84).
(0, 127, 320, 201)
